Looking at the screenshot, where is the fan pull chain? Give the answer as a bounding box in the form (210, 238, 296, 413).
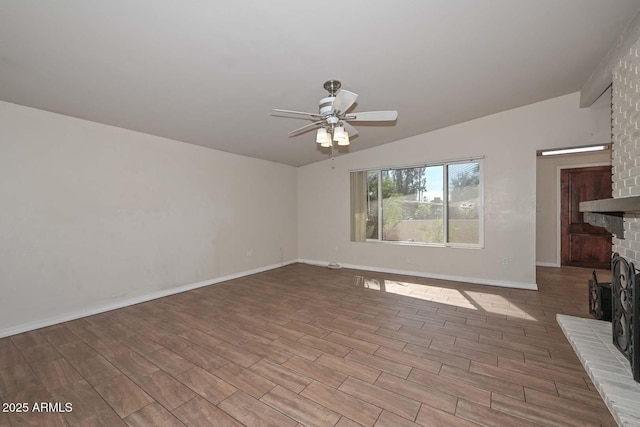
(331, 147, 335, 169)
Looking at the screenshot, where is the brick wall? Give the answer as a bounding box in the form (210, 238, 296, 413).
(612, 38, 640, 264)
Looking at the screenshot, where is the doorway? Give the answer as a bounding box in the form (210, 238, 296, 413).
(560, 165, 612, 269)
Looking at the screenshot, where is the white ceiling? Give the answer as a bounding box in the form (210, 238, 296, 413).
(1, 1, 639, 166)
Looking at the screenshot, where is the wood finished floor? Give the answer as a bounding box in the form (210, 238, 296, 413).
(0, 264, 617, 426)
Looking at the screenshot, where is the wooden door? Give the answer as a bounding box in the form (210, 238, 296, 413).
(561, 166, 612, 269)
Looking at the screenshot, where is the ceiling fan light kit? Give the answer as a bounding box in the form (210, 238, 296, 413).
(273, 80, 398, 150)
(337, 137, 349, 146)
(337, 132, 350, 146)
(316, 128, 328, 144)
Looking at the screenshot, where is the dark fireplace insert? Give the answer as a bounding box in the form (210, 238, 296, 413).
(589, 270, 612, 321)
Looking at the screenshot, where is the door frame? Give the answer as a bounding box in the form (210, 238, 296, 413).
(554, 162, 611, 267)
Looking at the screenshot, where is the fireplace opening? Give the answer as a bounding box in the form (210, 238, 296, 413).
(589, 270, 612, 321)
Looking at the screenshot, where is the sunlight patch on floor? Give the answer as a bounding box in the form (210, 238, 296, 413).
(461, 291, 532, 320)
(354, 275, 535, 319)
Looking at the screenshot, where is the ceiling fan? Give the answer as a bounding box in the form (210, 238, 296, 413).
(272, 80, 398, 147)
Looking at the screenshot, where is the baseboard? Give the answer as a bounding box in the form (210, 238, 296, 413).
(299, 259, 538, 290)
(0, 260, 298, 339)
(536, 261, 560, 267)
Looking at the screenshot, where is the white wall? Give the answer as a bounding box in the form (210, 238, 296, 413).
(0, 101, 298, 336)
(536, 150, 612, 267)
(298, 92, 610, 289)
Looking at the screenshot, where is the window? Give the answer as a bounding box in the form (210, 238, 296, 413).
(350, 159, 482, 247)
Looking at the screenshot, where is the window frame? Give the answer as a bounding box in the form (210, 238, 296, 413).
(355, 157, 484, 249)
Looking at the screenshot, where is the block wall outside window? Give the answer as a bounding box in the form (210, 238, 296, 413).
(612, 38, 640, 265)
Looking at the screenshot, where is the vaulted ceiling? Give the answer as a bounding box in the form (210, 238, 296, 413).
(1, 1, 639, 166)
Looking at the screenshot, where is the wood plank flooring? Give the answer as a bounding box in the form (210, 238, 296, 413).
(0, 264, 617, 426)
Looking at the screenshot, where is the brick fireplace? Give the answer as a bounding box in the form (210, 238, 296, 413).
(559, 36, 640, 426)
(612, 39, 640, 263)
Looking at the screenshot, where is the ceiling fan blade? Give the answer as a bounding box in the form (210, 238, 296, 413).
(331, 90, 358, 114)
(273, 109, 323, 118)
(345, 111, 398, 122)
(343, 122, 359, 138)
(288, 121, 322, 136)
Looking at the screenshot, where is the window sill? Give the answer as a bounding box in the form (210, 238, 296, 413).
(362, 239, 483, 249)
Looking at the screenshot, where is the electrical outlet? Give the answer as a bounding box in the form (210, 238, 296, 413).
(246, 250, 252, 257)
(502, 257, 509, 265)
(406, 257, 412, 264)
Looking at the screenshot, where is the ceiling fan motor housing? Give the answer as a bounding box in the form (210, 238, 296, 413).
(319, 96, 336, 117)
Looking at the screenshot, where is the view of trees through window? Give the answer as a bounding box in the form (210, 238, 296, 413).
(361, 161, 480, 245)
